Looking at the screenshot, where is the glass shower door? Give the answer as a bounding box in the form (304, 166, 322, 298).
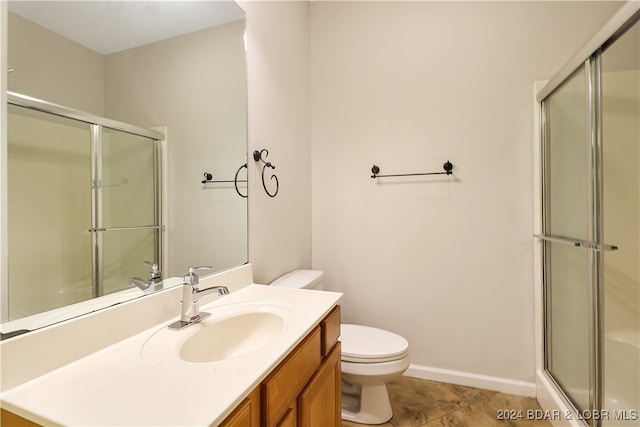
(543, 65, 592, 412)
(539, 11, 640, 427)
(601, 20, 640, 425)
(99, 127, 161, 296)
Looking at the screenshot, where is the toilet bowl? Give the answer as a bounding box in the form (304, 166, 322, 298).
(270, 270, 410, 424)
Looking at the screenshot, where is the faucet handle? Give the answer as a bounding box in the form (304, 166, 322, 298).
(184, 266, 213, 286)
(143, 261, 162, 282)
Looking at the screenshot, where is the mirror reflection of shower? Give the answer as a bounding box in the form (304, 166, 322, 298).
(7, 97, 164, 322)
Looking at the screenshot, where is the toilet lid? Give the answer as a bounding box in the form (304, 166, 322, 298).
(340, 324, 409, 363)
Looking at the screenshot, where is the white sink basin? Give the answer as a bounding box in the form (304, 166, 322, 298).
(142, 301, 292, 364)
(180, 311, 285, 362)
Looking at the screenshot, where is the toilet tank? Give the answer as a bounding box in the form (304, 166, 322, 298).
(269, 270, 325, 290)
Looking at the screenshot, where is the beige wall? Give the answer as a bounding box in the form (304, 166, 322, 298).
(309, 1, 623, 388)
(7, 12, 104, 116)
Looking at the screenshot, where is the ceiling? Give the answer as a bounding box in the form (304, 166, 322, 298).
(8, 1, 245, 55)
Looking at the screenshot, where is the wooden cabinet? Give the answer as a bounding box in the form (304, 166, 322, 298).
(297, 341, 341, 427)
(275, 402, 296, 427)
(219, 388, 260, 427)
(261, 327, 321, 426)
(259, 305, 341, 427)
(320, 305, 341, 357)
(0, 409, 40, 427)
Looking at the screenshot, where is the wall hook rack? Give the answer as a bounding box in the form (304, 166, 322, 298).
(201, 163, 248, 198)
(253, 149, 279, 198)
(371, 160, 453, 179)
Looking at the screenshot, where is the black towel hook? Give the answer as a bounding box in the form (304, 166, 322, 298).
(253, 149, 279, 198)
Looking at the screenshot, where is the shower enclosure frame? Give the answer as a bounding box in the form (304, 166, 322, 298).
(538, 57, 606, 427)
(535, 3, 640, 427)
(3, 92, 165, 320)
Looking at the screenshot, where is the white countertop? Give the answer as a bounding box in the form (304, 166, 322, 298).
(1, 284, 342, 426)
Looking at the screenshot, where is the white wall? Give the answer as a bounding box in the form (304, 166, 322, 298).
(241, 1, 312, 285)
(309, 1, 623, 392)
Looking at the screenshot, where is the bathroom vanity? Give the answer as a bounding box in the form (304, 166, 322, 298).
(221, 305, 341, 427)
(0, 264, 343, 426)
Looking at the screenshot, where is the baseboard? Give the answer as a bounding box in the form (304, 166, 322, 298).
(404, 364, 536, 397)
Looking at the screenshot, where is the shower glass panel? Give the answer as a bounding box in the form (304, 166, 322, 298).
(547, 243, 591, 411)
(102, 128, 156, 228)
(547, 67, 589, 240)
(100, 128, 161, 295)
(7, 105, 93, 320)
(544, 66, 591, 412)
(601, 19, 640, 424)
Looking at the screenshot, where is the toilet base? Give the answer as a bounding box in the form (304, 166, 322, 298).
(341, 382, 393, 424)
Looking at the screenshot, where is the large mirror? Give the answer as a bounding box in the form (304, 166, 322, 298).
(1, 1, 248, 338)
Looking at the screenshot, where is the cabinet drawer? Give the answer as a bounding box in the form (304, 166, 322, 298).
(261, 327, 321, 427)
(321, 305, 341, 357)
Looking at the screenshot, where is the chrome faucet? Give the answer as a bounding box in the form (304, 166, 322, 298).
(168, 266, 229, 331)
(129, 261, 163, 292)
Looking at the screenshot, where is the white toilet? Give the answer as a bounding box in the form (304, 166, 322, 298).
(270, 270, 410, 424)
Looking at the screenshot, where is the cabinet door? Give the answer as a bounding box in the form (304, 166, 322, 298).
(275, 402, 296, 427)
(262, 327, 321, 427)
(219, 388, 260, 427)
(297, 341, 341, 427)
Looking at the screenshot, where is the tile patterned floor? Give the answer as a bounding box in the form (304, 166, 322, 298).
(343, 376, 552, 427)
